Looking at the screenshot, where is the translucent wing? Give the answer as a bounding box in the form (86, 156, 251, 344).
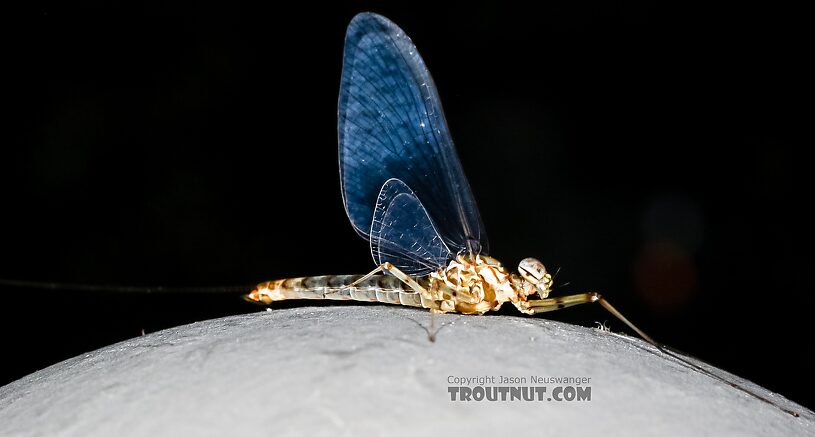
(338, 12, 488, 271)
(370, 179, 451, 275)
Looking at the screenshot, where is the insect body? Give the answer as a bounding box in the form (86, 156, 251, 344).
(248, 254, 644, 340)
(250, 255, 547, 315)
(245, 13, 651, 345)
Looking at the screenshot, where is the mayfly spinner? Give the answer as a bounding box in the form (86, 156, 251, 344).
(247, 13, 646, 335)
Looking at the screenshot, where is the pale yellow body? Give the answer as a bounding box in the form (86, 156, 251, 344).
(247, 255, 546, 315)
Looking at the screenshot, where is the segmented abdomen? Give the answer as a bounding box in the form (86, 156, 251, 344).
(247, 274, 432, 308)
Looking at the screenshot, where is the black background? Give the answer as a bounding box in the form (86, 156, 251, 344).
(3, 1, 812, 411)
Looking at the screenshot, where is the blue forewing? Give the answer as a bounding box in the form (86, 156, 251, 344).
(338, 13, 488, 275)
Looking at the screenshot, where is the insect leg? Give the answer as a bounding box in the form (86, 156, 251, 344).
(526, 292, 656, 344)
(326, 263, 430, 298)
(526, 292, 800, 416)
(328, 263, 446, 342)
(378, 263, 453, 342)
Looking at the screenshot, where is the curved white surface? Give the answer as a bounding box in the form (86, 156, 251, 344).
(1, 306, 812, 436)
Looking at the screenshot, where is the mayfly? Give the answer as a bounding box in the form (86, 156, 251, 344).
(246, 12, 645, 331)
(243, 13, 799, 416)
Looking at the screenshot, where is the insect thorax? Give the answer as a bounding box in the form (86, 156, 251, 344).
(429, 254, 530, 315)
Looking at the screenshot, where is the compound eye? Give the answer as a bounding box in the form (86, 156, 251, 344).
(518, 258, 547, 284)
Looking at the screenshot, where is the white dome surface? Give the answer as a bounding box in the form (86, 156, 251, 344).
(1, 306, 811, 436)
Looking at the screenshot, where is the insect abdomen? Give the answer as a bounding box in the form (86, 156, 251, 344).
(246, 274, 427, 308)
